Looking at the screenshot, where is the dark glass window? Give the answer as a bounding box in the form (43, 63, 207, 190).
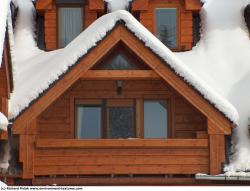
(156, 8, 177, 49)
(59, 7, 83, 47)
(93, 44, 150, 70)
(76, 105, 102, 139)
(107, 107, 135, 138)
(101, 53, 139, 70)
(144, 101, 168, 138)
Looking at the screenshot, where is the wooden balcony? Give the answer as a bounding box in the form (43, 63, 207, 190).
(33, 139, 209, 176)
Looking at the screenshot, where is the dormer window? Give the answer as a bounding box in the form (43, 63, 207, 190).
(57, 0, 85, 48)
(155, 8, 177, 49)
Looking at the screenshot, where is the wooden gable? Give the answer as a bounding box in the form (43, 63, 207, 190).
(12, 23, 232, 136)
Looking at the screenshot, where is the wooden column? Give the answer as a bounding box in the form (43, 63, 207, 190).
(208, 120, 226, 175)
(19, 119, 37, 179)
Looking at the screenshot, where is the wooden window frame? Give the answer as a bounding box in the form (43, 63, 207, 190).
(74, 98, 172, 139)
(56, 4, 85, 48)
(153, 6, 181, 51)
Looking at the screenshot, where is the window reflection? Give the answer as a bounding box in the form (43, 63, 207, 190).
(156, 8, 177, 48)
(144, 101, 168, 138)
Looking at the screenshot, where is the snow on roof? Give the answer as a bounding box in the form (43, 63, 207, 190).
(0, 0, 11, 67)
(0, 112, 8, 131)
(9, 0, 237, 125)
(104, 0, 132, 12)
(176, 0, 250, 174)
(0, 181, 7, 187)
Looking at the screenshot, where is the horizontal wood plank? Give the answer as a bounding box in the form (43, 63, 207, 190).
(35, 139, 209, 149)
(32, 176, 196, 186)
(81, 70, 160, 80)
(35, 148, 209, 157)
(35, 155, 208, 166)
(34, 164, 209, 175)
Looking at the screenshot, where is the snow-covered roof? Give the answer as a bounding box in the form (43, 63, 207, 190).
(9, 1, 238, 126)
(0, 0, 11, 67)
(0, 112, 8, 131)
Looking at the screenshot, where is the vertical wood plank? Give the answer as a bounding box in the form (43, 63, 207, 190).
(209, 134, 225, 175)
(136, 99, 143, 138)
(70, 96, 75, 138)
(22, 134, 35, 179)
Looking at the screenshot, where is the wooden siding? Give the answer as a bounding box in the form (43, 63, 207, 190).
(37, 80, 207, 139)
(33, 139, 209, 176)
(134, 0, 194, 51)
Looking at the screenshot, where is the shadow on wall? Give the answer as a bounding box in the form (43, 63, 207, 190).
(244, 4, 250, 34)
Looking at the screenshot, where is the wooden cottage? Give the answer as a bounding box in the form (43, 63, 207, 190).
(1, 0, 237, 185)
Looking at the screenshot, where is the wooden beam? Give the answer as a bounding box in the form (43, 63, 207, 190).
(35, 139, 208, 149)
(81, 70, 160, 80)
(21, 134, 35, 179)
(32, 177, 196, 186)
(209, 134, 225, 175)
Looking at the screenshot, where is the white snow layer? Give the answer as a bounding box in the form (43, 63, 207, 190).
(104, 0, 132, 12)
(9, 0, 238, 128)
(0, 181, 7, 187)
(0, 0, 11, 67)
(7, 8, 16, 85)
(0, 112, 8, 131)
(176, 0, 250, 174)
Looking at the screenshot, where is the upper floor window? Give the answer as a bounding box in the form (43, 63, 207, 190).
(75, 99, 169, 139)
(155, 8, 177, 49)
(144, 100, 168, 138)
(58, 7, 84, 48)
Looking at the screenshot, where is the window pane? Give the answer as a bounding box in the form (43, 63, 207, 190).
(156, 8, 177, 48)
(77, 106, 101, 139)
(59, 7, 83, 47)
(144, 101, 168, 138)
(102, 53, 139, 70)
(108, 107, 135, 138)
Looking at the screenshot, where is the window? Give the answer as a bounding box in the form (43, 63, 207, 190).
(107, 100, 135, 138)
(75, 98, 169, 139)
(76, 102, 102, 139)
(155, 8, 177, 49)
(58, 7, 83, 48)
(144, 101, 168, 138)
(92, 44, 150, 70)
(101, 53, 139, 70)
(75, 99, 136, 139)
